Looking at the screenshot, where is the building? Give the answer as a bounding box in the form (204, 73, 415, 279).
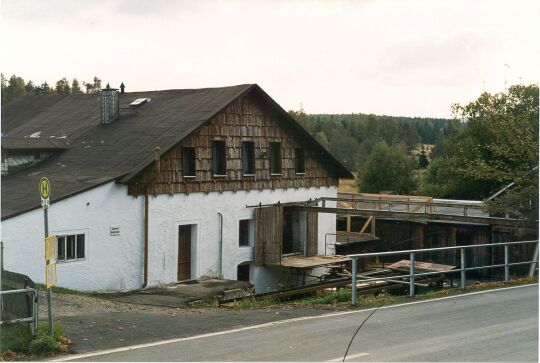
(1, 84, 352, 292)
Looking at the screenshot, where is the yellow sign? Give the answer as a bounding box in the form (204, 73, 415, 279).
(45, 235, 57, 262)
(46, 263, 57, 288)
(39, 177, 51, 200)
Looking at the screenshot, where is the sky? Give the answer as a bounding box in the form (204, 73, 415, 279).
(1, 0, 539, 118)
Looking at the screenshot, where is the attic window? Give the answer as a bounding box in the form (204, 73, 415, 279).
(270, 142, 282, 175)
(242, 141, 255, 175)
(130, 98, 150, 107)
(182, 147, 196, 177)
(295, 148, 305, 174)
(212, 140, 226, 176)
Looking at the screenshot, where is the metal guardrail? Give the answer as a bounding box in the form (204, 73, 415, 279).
(0, 288, 39, 335)
(348, 240, 539, 305)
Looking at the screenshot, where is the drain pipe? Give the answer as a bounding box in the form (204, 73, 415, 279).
(218, 212, 223, 279)
(142, 147, 161, 289)
(142, 187, 149, 288)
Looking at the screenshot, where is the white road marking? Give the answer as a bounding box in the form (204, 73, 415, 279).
(328, 351, 370, 361)
(54, 283, 537, 361)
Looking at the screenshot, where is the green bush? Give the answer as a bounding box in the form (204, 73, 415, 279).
(30, 335, 59, 355)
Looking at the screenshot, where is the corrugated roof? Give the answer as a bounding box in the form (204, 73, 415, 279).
(1, 84, 352, 220)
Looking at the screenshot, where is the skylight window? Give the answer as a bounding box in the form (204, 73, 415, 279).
(130, 98, 151, 107)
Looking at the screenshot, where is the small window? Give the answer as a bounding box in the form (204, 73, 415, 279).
(242, 142, 255, 175)
(57, 233, 85, 262)
(237, 263, 250, 282)
(270, 142, 282, 175)
(182, 147, 196, 177)
(57, 237, 66, 260)
(239, 219, 251, 247)
(212, 140, 226, 176)
(295, 148, 305, 174)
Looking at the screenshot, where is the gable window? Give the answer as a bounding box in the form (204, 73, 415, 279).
(212, 140, 227, 176)
(239, 219, 253, 247)
(269, 142, 282, 175)
(242, 142, 255, 175)
(295, 148, 305, 174)
(57, 233, 85, 262)
(182, 147, 196, 177)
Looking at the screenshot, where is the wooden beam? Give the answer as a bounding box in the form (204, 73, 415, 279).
(359, 216, 373, 234)
(289, 206, 521, 227)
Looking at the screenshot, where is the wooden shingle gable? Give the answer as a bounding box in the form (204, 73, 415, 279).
(128, 90, 344, 196)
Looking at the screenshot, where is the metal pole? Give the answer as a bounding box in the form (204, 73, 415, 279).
(44, 206, 54, 337)
(528, 241, 539, 277)
(351, 258, 357, 305)
(1, 241, 4, 271)
(409, 252, 415, 297)
(460, 248, 466, 289)
(504, 244, 510, 282)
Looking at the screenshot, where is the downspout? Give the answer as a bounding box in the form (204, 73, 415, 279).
(142, 187, 149, 288)
(218, 212, 223, 279)
(142, 147, 161, 289)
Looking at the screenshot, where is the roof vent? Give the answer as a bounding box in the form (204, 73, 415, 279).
(130, 98, 151, 107)
(101, 84, 119, 124)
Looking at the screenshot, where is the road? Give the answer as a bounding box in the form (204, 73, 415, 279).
(61, 284, 538, 362)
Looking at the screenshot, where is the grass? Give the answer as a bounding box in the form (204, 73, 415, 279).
(35, 283, 101, 297)
(0, 322, 70, 359)
(229, 276, 538, 310)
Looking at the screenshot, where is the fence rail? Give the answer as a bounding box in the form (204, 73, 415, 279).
(348, 240, 539, 305)
(0, 288, 39, 335)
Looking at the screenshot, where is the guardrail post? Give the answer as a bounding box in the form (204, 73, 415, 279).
(460, 248, 466, 289)
(409, 252, 415, 297)
(529, 241, 539, 277)
(504, 244, 510, 282)
(351, 258, 357, 305)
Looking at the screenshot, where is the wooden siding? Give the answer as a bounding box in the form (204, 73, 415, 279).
(128, 93, 339, 196)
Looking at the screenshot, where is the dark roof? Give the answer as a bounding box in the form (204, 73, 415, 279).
(1, 84, 352, 220)
(1, 137, 70, 150)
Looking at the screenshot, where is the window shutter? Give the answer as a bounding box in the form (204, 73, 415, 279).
(254, 205, 283, 266)
(306, 211, 318, 256)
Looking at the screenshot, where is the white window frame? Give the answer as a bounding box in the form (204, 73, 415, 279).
(56, 232, 87, 263)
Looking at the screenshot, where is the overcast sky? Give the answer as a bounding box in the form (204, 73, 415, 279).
(1, 0, 538, 118)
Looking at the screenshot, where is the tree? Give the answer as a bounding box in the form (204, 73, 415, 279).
(25, 80, 35, 94)
(55, 77, 71, 95)
(71, 78, 82, 94)
(418, 145, 429, 168)
(421, 84, 539, 225)
(84, 76, 102, 94)
(37, 82, 54, 95)
(358, 141, 417, 194)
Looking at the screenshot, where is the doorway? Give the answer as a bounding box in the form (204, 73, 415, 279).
(178, 225, 192, 281)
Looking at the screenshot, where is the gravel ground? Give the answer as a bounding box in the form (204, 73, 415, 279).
(37, 290, 197, 318)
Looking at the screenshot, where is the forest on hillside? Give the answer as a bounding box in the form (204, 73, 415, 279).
(288, 110, 457, 172)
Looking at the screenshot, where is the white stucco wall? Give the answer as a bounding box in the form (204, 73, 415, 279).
(146, 186, 337, 293)
(1, 183, 337, 293)
(1, 182, 144, 292)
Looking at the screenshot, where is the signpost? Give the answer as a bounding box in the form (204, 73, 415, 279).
(40, 177, 55, 337)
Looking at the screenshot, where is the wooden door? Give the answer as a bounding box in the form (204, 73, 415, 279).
(178, 225, 191, 281)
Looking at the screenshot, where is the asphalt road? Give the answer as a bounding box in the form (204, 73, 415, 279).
(62, 285, 538, 362)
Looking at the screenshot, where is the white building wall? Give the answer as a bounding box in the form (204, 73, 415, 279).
(1, 182, 337, 293)
(1, 182, 144, 292)
(147, 186, 337, 293)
